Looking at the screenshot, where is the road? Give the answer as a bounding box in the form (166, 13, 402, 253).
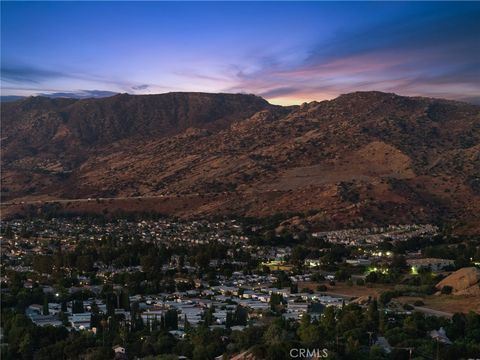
(2, 194, 170, 206)
(412, 305, 453, 318)
(1, 190, 286, 207)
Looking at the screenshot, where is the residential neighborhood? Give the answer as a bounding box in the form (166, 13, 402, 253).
(1, 216, 479, 359)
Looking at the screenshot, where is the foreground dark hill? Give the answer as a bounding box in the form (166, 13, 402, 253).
(2, 91, 479, 234)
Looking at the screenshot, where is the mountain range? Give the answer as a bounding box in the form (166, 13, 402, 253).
(0, 91, 119, 103)
(2, 91, 479, 234)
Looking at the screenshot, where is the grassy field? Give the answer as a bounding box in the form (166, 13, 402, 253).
(397, 295, 480, 314)
(298, 281, 392, 298)
(299, 281, 480, 314)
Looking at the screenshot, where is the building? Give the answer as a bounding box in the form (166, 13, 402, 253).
(407, 258, 454, 272)
(69, 313, 91, 330)
(429, 327, 452, 344)
(112, 345, 127, 360)
(346, 259, 371, 266)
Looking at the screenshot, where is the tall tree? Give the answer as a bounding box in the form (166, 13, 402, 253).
(42, 295, 49, 315)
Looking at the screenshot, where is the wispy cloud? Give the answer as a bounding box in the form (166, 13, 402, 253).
(1, 62, 163, 96)
(217, 6, 480, 104)
(2, 3, 478, 105)
(38, 90, 118, 99)
(1, 65, 66, 84)
(131, 84, 149, 91)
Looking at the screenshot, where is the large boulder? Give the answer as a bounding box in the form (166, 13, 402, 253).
(436, 267, 480, 294)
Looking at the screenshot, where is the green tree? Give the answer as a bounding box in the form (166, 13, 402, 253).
(43, 295, 49, 315)
(72, 299, 85, 313)
(165, 309, 178, 330)
(184, 314, 191, 332)
(345, 336, 360, 358)
(120, 290, 130, 310)
(59, 310, 69, 326)
(269, 293, 284, 313)
(366, 299, 379, 331)
(297, 314, 323, 347)
(390, 255, 407, 273)
(90, 302, 100, 329)
(234, 305, 248, 326)
(263, 319, 289, 346)
(18, 333, 34, 360)
(204, 306, 215, 327)
(321, 306, 336, 336)
(226, 311, 233, 328)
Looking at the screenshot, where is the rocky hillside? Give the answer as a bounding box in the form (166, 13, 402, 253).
(1, 92, 276, 160)
(436, 267, 480, 296)
(2, 91, 479, 233)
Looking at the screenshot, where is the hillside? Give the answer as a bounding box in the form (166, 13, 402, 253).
(2, 91, 479, 233)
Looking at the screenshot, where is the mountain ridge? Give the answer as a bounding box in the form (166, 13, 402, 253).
(2, 91, 479, 234)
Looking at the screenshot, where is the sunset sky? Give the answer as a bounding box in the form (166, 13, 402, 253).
(1, 1, 479, 105)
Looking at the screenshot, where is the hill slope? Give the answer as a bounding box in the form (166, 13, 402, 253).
(2, 91, 479, 233)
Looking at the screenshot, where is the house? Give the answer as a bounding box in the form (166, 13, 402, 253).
(305, 259, 322, 268)
(169, 330, 186, 339)
(429, 327, 452, 344)
(230, 325, 246, 332)
(283, 312, 302, 321)
(375, 336, 392, 354)
(69, 313, 91, 330)
(112, 345, 127, 360)
(48, 302, 63, 313)
(407, 258, 454, 272)
(346, 259, 371, 266)
(308, 303, 325, 319)
(209, 324, 226, 331)
(26, 304, 43, 316)
(287, 301, 308, 313)
(112, 345, 126, 354)
(141, 310, 165, 324)
(28, 314, 63, 327)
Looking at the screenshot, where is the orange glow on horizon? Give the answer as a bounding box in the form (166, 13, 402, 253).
(266, 93, 336, 106)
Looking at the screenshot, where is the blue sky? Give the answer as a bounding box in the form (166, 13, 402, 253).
(1, 1, 479, 105)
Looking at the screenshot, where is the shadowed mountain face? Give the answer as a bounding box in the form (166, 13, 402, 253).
(2, 91, 480, 233)
(1, 92, 275, 158)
